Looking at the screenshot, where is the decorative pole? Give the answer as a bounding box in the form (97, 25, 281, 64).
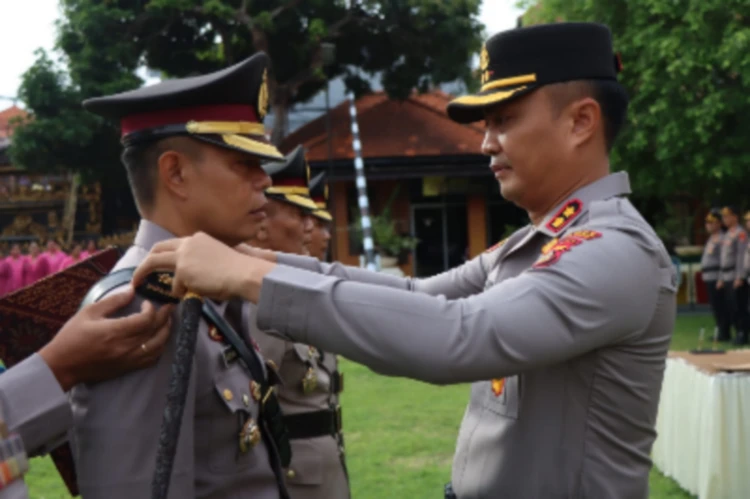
(346, 91, 377, 271)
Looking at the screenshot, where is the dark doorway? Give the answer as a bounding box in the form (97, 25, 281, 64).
(412, 203, 468, 277)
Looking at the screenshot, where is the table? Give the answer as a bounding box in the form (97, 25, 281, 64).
(652, 350, 750, 499)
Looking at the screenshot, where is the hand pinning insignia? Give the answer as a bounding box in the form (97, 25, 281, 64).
(532, 230, 602, 269)
(545, 199, 583, 233)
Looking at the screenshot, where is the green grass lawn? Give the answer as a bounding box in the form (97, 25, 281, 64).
(25, 312, 733, 498)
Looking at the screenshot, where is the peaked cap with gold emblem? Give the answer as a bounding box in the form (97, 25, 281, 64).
(82, 53, 284, 163)
(265, 146, 318, 211)
(447, 22, 623, 124)
(308, 172, 332, 222)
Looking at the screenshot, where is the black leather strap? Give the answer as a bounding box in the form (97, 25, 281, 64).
(283, 407, 342, 440)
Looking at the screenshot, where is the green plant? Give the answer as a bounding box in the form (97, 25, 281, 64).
(350, 185, 418, 258)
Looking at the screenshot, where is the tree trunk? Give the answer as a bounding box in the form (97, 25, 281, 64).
(270, 89, 291, 147)
(62, 172, 80, 247)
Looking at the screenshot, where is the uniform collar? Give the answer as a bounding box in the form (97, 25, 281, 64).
(134, 219, 178, 251)
(536, 171, 631, 238)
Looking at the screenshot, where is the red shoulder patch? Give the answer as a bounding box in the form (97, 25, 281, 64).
(485, 237, 508, 253)
(532, 230, 602, 269)
(739, 231, 747, 242)
(545, 199, 583, 233)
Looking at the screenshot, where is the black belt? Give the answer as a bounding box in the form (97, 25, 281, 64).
(283, 406, 342, 440)
(702, 266, 719, 272)
(331, 371, 344, 394)
(721, 266, 736, 271)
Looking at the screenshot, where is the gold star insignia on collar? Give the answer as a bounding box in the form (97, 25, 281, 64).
(545, 199, 583, 234)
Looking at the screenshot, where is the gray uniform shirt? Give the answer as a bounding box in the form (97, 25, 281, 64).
(69, 220, 280, 499)
(253, 330, 349, 499)
(719, 226, 748, 282)
(700, 232, 723, 282)
(0, 354, 73, 499)
(255, 172, 676, 499)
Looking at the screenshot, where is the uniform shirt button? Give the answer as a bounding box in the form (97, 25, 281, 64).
(287, 469, 296, 479)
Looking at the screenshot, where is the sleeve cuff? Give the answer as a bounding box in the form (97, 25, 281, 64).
(257, 265, 330, 344)
(277, 253, 323, 273)
(0, 354, 73, 455)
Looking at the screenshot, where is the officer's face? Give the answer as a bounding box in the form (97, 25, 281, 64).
(263, 199, 312, 255)
(481, 89, 566, 209)
(705, 220, 720, 234)
(482, 86, 599, 214)
(309, 218, 332, 260)
(182, 144, 271, 245)
(721, 213, 737, 228)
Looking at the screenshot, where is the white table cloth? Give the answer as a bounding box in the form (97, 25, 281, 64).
(652, 351, 750, 499)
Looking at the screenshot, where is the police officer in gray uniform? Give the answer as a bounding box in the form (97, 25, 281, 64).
(718, 205, 749, 344)
(701, 209, 729, 340)
(69, 54, 291, 498)
(0, 289, 172, 498)
(250, 148, 350, 499)
(135, 23, 677, 499)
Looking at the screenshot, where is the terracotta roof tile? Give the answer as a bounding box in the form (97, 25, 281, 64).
(280, 90, 484, 162)
(0, 106, 28, 139)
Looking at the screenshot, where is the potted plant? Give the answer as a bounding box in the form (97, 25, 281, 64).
(349, 186, 418, 269)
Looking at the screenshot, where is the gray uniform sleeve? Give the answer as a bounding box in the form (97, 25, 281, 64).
(0, 354, 72, 455)
(70, 292, 194, 499)
(277, 251, 491, 299)
(736, 232, 748, 281)
(258, 229, 670, 384)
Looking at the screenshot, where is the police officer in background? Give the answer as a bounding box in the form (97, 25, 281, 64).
(307, 172, 333, 261)
(248, 147, 350, 499)
(701, 209, 730, 341)
(135, 23, 677, 499)
(0, 290, 172, 498)
(718, 205, 749, 345)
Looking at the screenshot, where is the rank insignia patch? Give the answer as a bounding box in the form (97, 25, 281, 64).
(485, 237, 508, 253)
(533, 230, 602, 269)
(491, 378, 505, 397)
(545, 199, 583, 233)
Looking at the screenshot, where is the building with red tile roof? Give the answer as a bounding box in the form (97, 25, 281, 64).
(280, 90, 525, 276)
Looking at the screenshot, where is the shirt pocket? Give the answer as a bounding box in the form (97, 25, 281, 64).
(285, 438, 325, 486)
(478, 375, 521, 420)
(208, 364, 261, 473)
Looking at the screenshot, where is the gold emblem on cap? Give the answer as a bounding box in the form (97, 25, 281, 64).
(223, 389, 234, 401)
(258, 68, 269, 120)
(302, 367, 318, 394)
(480, 44, 490, 84)
(239, 418, 261, 453)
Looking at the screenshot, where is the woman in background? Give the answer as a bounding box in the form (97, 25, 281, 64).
(5, 244, 26, 294)
(24, 241, 50, 286)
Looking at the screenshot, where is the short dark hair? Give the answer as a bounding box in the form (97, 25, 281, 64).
(548, 79, 629, 151)
(120, 137, 204, 213)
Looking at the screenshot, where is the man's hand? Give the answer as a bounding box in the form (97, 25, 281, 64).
(39, 287, 174, 392)
(234, 243, 278, 263)
(717, 280, 724, 289)
(734, 278, 744, 289)
(132, 232, 277, 303)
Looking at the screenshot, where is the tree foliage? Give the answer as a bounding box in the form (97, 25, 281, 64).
(520, 0, 750, 204)
(11, 0, 484, 180)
